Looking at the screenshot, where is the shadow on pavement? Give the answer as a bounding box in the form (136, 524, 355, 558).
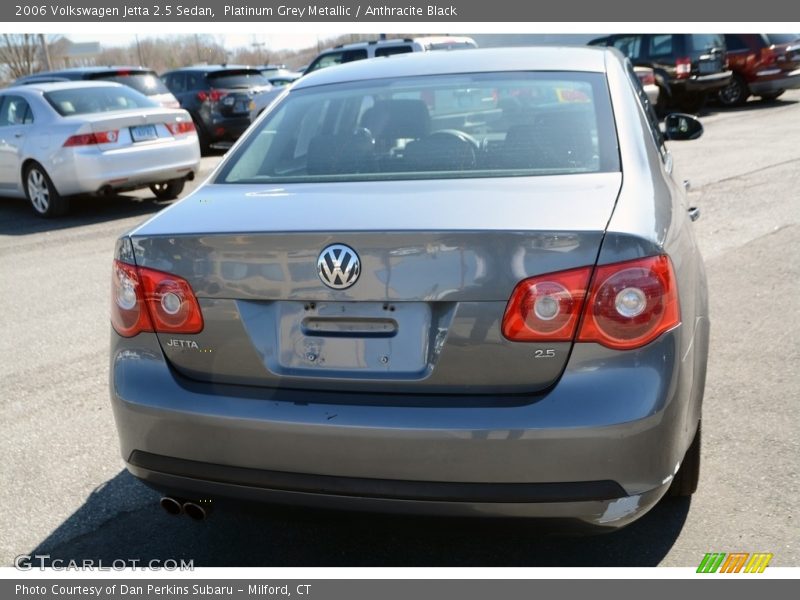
(0, 193, 171, 236)
(30, 470, 691, 567)
(699, 95, 798, 117)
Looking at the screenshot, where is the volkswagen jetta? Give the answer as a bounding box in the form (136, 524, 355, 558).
(109, 47, 709, 528)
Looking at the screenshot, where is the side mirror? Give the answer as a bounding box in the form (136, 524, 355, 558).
(663, 113, 704, 141)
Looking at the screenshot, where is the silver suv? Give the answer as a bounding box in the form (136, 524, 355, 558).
(304, 36, 478, 74)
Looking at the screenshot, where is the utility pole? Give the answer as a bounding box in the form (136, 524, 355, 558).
(135, 34, 144, 66)
(38, 34, 52, 70)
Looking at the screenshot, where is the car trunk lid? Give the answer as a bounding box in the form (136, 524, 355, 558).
(130, 175, 621, 395)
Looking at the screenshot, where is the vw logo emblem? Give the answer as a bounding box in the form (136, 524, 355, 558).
(317, 244, 360, 290)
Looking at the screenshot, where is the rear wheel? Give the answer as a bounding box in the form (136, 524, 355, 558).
(24, 162, 68, 218)
(149, 179, 186, 200)
(759, 90, 785, 102)
(668, 422, 701, 497)
(718, 74, 749, 107)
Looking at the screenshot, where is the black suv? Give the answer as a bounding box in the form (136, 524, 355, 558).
(14, 66, 179, 108)
(589, 34, 732, 112)
(161, 65, 271, 153)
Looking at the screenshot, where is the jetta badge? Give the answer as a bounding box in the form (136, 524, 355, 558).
(317, 244, 360, 290)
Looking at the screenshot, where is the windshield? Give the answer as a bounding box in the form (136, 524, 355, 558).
(217, 72, 619, 184)
(208, 70, 270, 89)
(765, 33, 800, 45)
(91, 72, 172, 96)
(45, 86, 158, 116)
(690, 34, 725, 51)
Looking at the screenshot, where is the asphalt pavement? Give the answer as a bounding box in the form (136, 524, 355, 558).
(1, 92, 798, 567)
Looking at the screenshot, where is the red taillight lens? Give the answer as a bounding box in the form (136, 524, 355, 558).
(577, 256, 680, 350)
(166, 121, 196, 135)
(760, 47, 777, 66)
(63, 130, 118, 147)
(111, 260, 204, 337)
(197, 89, 224, 103)
(502, 266, 593, 342)
(638, 71, 656, 86)
(676, 57, 692, 79)
(502, 256, 681, 350)
(111, 260, 152, 337)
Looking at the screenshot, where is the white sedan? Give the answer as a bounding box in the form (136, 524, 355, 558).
(0, 81, 201, 217)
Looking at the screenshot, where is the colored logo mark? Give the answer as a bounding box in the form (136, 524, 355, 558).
(697, 552, 773, 573)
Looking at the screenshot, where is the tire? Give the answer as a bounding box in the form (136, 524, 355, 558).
(759, 90, 785, 102)
(195, 120, 212, 155)
(668, 422, 701, 497)
(23, 162, 68, 218)
(718, 74, 749, 107)
(149, 179, 186, 200)
(677, 92, 708, 114)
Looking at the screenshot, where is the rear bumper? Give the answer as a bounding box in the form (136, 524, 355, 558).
(202, 114, 251, 146)
(748, 68, 800, 94)
(110, 318, 705, 527)
(51, 136, 201, 196)
(674, 71, 732, 94)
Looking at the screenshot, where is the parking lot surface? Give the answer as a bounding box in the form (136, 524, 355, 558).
(1, 92, 798, 567)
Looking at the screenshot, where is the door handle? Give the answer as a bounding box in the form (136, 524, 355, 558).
(688, 207, 701, 222)
(14, 132, 23, 138)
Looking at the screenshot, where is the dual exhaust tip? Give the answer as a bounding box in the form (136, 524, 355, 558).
(159, 496, 211, 521)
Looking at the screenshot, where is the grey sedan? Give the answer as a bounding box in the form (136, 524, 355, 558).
(0, 81, 200, 217)
(109, 47, 709, 529)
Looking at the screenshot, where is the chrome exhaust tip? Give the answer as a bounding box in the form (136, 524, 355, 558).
(182, 501, 210, 521)
(159, 496, 183, 516)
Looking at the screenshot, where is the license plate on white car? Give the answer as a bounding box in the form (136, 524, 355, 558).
(130, 124, 158, 142)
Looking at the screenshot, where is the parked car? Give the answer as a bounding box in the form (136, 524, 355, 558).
(634, 66, 660, 105)
(160, 65, 271, 153)
(589, 34, 731, 112)
(717, 34, 800, 106)
(14, 66, 180, 109)
(0, 81, 200, 217)
(109, 47, 709, 528)
(304, 36, 478, 74)
(262, 69, 302, 87)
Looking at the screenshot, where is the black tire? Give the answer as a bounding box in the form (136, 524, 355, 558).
(149, 179, 186, 200)
(677, 92, 708, 114)
(23, 162, 68, 218)
(718, 74, 749, 107)
(759, 90, 785, 102)
(668, 422, 701, 497)
(195, 120, 212, 155)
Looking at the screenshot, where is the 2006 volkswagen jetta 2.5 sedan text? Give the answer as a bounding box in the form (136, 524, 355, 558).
(109, 47, 709, 528)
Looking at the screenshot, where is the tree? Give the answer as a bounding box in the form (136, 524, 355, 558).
(0, 34, 40, 79)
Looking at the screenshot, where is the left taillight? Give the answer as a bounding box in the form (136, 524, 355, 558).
(111, 259, 203, 337)
(675, 56, 692, 79)
(63, 130, 118, 146)
(166, 121, 196, 136)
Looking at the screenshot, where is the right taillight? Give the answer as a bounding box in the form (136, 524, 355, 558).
(111, 259, 204, 337)
(577, 256, 680, 350)
(502, 256, 680, 350)
(676, 56, 692, 79)
(165, 121, 196, 136)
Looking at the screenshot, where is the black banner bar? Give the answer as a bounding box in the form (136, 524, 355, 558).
(4, 0, 800, 22)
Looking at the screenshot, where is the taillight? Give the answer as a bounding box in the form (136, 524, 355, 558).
(63, 130, 119, 146)
(502, 267, 593, 342)
(501, 256, 680, 350)
(111, 259, 204, 337)
(197, 89, 224, 103)
(166, 121, 196, 135)
(760, 46, 777, 66)
(637, 71, 656, 86)
(577, 256, 680, 350)
(676, 57, 692, 79)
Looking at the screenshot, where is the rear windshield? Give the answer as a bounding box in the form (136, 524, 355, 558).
(208, 70, 270, 89)
(690, 34, 725, 51)
(44, 86, 158, 116)
(89, 72, 171, 96)
(217, 72, 619, 184)
(764, 34, 800, 45)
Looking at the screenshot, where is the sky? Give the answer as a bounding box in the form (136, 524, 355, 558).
(68, 33, 343, 52)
